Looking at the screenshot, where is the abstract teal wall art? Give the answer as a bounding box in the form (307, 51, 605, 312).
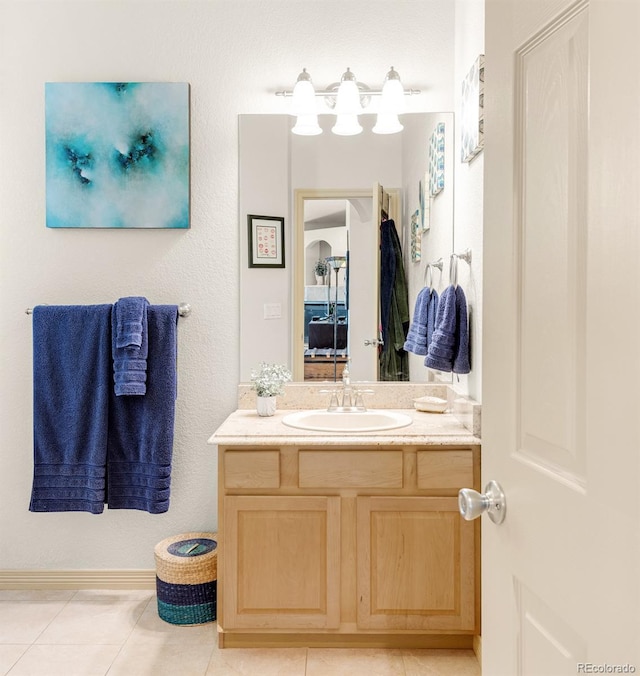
(45, 82, 190, 228)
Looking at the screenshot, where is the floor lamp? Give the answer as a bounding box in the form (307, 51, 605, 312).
(325, 255, 347, 381)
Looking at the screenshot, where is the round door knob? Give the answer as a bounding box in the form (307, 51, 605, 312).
(458, 480, 506, 525)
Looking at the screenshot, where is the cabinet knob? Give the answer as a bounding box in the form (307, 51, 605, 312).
(458, 480, 506, 525)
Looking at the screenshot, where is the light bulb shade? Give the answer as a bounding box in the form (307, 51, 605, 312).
(379, 77, 405, 114)
(292, 114, 322, 136)
(291, 78, 317, 116)
(335, 80, 362, 115)
(326, 255, 347, 269)
(332, 114, 363, 136)
(372, 112, 404, 135)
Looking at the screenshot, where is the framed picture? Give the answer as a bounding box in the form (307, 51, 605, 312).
(45, 82, 190, 228)
(248, 215, 285, 268)
(461, 55, 485, 163)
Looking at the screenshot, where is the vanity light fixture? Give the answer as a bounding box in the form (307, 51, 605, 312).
(372, 67, 406, 134)
(332, 68, 363, 136)
(277, 67, 420, 136)
(290, 69, 322, 136)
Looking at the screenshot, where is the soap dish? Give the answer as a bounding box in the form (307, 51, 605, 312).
(413, 396, 448, 413)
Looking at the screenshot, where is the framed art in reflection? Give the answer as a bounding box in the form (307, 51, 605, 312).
(429, 122, 445, 195)
(410, 209, 421, 262)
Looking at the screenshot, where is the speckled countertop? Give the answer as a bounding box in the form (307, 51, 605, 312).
(208, 383, 481, 447)
(207, 408, 480, 447)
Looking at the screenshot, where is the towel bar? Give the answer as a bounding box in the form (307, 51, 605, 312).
(25, 302, 192, 316)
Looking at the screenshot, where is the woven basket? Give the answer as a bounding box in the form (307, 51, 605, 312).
(154, 532, 217, 626)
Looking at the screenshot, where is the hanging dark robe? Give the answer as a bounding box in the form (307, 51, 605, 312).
(379, 219, 410, 381)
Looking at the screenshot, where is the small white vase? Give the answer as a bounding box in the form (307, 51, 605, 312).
(256, 395, 277, 417)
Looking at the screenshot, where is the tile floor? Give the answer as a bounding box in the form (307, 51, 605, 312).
(0, 590, 481, 676)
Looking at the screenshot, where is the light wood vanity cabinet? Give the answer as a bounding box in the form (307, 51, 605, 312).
(217, 444, 480, 648)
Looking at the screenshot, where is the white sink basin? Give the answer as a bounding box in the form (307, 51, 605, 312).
(281, 409, 413, 433)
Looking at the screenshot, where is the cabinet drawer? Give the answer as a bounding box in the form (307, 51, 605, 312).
(224, 450, 280, 489)
(299, 450, 403, 488)
(416, 450, 473, 489)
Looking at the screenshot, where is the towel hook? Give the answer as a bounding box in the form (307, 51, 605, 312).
(455, 249, 472, 266)
(425, 264, 434, 289)
(449, 249, 472, 287)
(424, 258, 443, 288)
(449, 254, 458, 287)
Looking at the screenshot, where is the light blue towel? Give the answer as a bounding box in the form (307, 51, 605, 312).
(113, 297, 149, 396)
(30, 304, 112, 513)
(425, 285, 470, 374)
(107, 305, 179, 513)
(404, 287, 439, 356)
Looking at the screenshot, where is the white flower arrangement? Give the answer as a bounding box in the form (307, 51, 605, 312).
(250, 362, 292, 398)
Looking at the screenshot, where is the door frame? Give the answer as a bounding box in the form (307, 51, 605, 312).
(292, 188, 400, 381)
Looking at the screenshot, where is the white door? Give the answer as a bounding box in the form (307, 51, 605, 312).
(345, 197, 377, 381)
(348, 183, 396, 382)
(483, 1, 640, 674)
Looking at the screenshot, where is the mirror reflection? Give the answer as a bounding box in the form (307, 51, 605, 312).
(302, 200, 349, 382)
(296, 185, 402, 383)
(239, 113, 454, 384)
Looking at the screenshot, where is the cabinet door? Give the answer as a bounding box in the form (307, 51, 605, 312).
(357, 496, 476, 632)
(223, 495, 341, 630)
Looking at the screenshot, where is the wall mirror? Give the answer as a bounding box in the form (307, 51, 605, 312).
(239, 113, 454, 384)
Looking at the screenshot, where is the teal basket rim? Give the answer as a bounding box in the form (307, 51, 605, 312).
(167, 538, 217, 558)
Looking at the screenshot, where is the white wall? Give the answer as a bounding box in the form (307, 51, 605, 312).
(454, 0, 485, 401)
(239, 114, 292, 376)
(0, 0, 460, 571)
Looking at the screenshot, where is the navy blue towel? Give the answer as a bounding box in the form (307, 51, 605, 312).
(115, 296, 147, 348)
(113, 297, 149, 396)
(404, 287, 439, 356)
(425, 285, 470, 374)
(107, 305, 179, 513)
(30, 305, 113, 513)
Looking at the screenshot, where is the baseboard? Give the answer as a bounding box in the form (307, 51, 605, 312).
(0, 569, 156, 590)
(218, 631, 475, 650)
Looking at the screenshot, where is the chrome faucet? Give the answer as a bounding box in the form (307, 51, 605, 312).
(339, 365, 354, 408)
(324, 363, 374, 412)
